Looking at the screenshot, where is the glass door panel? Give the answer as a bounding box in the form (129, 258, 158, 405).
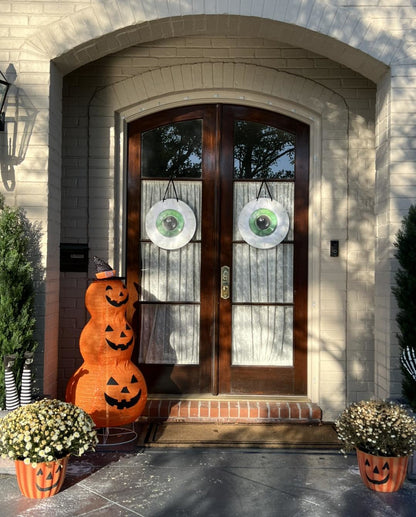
(140, 304, 200, 364)
(141, 120, 202, 178)
(127, 104, 309, 395)
(232, 306, 293, 366)
(233, 120, 295, 180)
(138, 171, 202, 367)
(232, 244, 294, 304)
(231, 121, 296, 368)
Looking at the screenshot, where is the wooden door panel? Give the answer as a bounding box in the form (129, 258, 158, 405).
(218, 105, 309, 395)
(127, 105, 215, 394)
(230, 367, 294, 395)
(127, 104, 309, 396)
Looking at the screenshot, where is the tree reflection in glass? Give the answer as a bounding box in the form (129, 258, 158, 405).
(141, 120, 202, 179)
(234, 121, 295, 180)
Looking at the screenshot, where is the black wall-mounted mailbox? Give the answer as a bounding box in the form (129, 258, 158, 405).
(60, 243, 89, 272)
(330, 240, 339, 257)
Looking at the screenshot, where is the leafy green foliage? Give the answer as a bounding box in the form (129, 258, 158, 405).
(0, 195, 38, 408)
(393, 205, 416, 409)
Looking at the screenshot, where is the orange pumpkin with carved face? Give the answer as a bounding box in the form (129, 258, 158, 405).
(105, 322, 134, 352)
(85, 278, 129, 319)
(79, 318, 134, 361)
(67, 360, 147, 427)
(66, 276, 147, 428)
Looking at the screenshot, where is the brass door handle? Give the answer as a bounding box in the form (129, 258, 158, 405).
(221, 266, 230, 299)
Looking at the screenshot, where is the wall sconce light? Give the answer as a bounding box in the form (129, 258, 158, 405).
(0, 65, 38, 191)
(0, 71, 11, 131)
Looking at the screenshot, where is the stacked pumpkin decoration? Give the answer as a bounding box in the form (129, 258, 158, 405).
(66, 257, 147, 428)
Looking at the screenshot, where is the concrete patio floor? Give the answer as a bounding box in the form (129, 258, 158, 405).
(0, 446, 415, 516)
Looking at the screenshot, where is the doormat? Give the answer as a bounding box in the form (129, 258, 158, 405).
(137, 422, 340, 449)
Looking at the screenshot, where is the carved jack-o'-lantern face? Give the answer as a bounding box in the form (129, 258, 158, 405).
(105, 284, 129, 307)
(105, 283, 129, 307)
(36, 463, 65, 493)
(105, 323, 134, 351)
(66, 362, 148, 427)
(104, 374, 142, 409)
(364, 458, 390, 486)
(84, 279, 129, 319)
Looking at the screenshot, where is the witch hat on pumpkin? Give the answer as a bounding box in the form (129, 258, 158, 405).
(93, 256, 116, 279)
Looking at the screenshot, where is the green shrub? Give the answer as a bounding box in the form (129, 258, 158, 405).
(394, 204, 416, 409)
(0, 195, 38, 408)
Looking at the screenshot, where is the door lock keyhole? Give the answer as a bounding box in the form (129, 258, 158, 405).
(221, 266, 230, 299)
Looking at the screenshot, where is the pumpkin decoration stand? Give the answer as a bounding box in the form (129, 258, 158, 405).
(96, 425, 139, 450)
(66, 257, 147, 446)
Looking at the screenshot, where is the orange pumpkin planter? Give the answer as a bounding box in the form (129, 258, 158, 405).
(15, 457, 69, 499)
(66, 259, 147, 428)
(356, 449, 409, 492)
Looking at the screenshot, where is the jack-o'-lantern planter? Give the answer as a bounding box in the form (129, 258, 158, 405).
(356, 450, 408, 493)
(66, 258, 148, 428)
(0, 399, 98, 499)
(335, 400, 416, 492)
(15, 456, 69, 499)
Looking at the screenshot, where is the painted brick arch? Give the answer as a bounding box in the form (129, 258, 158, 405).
(81, 61, 354, 415)
(92, 62, 345, 114)
(21, 1, 390, 81)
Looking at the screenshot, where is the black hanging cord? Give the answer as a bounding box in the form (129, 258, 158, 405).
(163, 177, 179, 202)
(256, 180, 273, 201)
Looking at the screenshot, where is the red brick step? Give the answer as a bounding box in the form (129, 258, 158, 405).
(138, 398, 322, 424)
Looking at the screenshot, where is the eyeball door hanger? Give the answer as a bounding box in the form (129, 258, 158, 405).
(238, 182, 290, 249)
(145, 179, 196, 250)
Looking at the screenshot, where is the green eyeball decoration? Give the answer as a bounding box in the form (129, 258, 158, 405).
(146, 199, 196, 250)
(156, 209, 184, 237)
(238, 198, 289, 249)
(249, 208, 278, 236)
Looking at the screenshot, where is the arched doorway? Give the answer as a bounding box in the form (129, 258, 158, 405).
(127, 104, 309, 396)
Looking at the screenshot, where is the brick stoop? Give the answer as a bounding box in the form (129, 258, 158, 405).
(138, 398, 322, 424)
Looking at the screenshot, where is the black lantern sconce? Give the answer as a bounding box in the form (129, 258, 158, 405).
(0, 65, 38, 191)
(0, 71, 10, 131)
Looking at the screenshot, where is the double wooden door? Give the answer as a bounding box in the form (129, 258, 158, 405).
(127, 104, 309, 395)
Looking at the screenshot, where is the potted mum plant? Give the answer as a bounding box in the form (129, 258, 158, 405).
(335, 399, 416, 492)
(0, 398, 98, 498)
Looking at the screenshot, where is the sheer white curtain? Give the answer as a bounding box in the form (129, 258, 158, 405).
(232, 306, 293, 365)
(232, 182, 294, 366)
(139, 180, 201, 364)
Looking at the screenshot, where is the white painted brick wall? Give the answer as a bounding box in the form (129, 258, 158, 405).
(0, 0, 414, 417)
